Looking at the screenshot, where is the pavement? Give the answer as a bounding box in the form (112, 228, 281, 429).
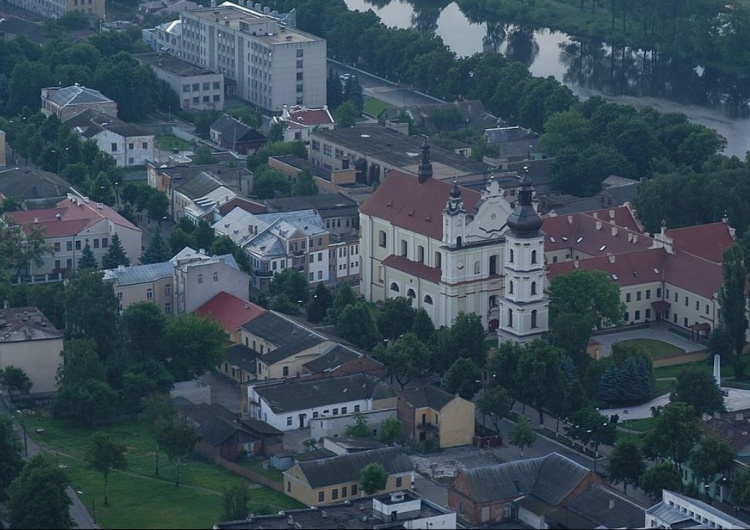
(590, 323, 705, 357)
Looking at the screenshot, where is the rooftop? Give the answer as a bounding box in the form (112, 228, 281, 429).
(195, 292, 265, 333)
(102, 261, 173, 285)
(66, 108, 151, 139)
(134, 52, 220, 77)
(241, 311, 326, 364)
(399, 385, 458, 411)
(0, 307, 63, 343)
(44, 84, 114, 108)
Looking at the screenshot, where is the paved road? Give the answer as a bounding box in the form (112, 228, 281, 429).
(591, 323, 705, 357)
(1, 402, 97, 529)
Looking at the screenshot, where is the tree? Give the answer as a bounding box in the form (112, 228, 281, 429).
(642, 402, 700, 472)
(377, 296, 416, 341)
(487, 341, 523, 406)
(333, 101, 359, 127)
(121, 301, 166, 361)
(211, 235, 251, 274)
(0, 365, 32, 397)
(291, 168, 319, 197)
(566, 406, 616, 449)
(78, 241, 97, 269)
(0, 415, 24, 499)
(411, 308, 435, 343)
(732, 470, 750, 508)
(548, 269, 625, 368)
(672, 366, 724, 416)
(326, 281, 357, 324)
(337, 302, 379, 351)
(158, 418, 200, 487)
(86, 432, 127, 507)
(53, 379, 118, 426)
(101, 233, 130, 269)
(360, 462, 388, 495)
(606, 440, 645, 494)
(378, 417, 404, 446)
(164, 313, 228, 381)
(689, 437, 735, 488)
(146, 191, 170, 224)
(717, 244, 748, 379)
(448, 312, 488, 369)
(194, 219, 215, 252)
(326, 67, 343, 109)
(344, 412, 371, 438)
(477, 385, 511, 432)
(343, 76, 364, 112)
(168, 226, 196, 255)
(516, 340, 567, 424)
(443, 357, 482, 400)
(141, 229, 172, 264)
(379, 333, 429, 389)
(640, 462, 683, 501)
(64, 269, 120, 357)
(307, 282, 333, 323)
(7, 455, 74, 529)
(0, 220, 53, 277)
(251, 165, 292, 199)
(192, 145, 218, 165)
(140, 392, 177, 477)
(268, 268, 309, 306)
(509, 416, 537, 457)
(222, 482, 250, 522)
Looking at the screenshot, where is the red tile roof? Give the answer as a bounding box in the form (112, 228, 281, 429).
(383, 254, 441, 284)
(359, 170, 481, 240)
(286, 105, 334, 126)
(663, 250, 723, 299)
(543, 214, 651, 258)
(195, 291, 266, 333)
(667, 221, 736, 264)
(547, 248, 667, 288)
(6, 197, 140, 237)
(217, 197, 267, 216)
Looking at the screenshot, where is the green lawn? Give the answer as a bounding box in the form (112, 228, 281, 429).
(615, 338, 685, 359)
(155, 134, 193, 152)
(23, 415, 303, 529)
(363, 97, 392, 117)
(235, 455, 284, 484)
(653, 378, 674, 396)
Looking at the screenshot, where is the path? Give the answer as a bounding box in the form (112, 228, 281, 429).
(591, 323, 705, 357)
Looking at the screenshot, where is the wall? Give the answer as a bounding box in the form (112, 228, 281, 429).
(113, 276, 174, 314)
(0, 337, 63, 393)
(178, 259, 250, 314)
(310, 408, 396, 440)
(438, 397, 475, 449)
(256, 393, 371, 432)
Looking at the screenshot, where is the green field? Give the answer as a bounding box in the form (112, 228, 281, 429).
(155, 134, 193, 152)
(364, 97, 392, 117)
(615, 338, 685, 359)
(23, 415, 303, 529)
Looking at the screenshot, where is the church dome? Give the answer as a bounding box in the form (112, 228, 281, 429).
(506, 174, 542, 236)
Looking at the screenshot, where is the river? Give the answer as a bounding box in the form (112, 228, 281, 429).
(344, 0, 750, 158)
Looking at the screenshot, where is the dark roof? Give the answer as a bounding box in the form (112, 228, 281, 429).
(238, 417, 284, 437)
(302, 345, 361, 373)
(253, 373, 396, 414)
(0, 16, 46, 45)
(211, 114, 266, 144)
(566, 484, 645, 529)
(180, 402, 238, 426)
(597, 182, 638, 205)
(226, 344, 259, 374)
(264, 192, 359, 219)
(197, 416, 255, 446)
(458, 452, 590, 504)
(549, 197, 606, 215)
(268, 154, 330, 180)
(294, 446, 413, 488)
(134, 52, 219, 77)
(294, 448, 338, 462)
(399, 385, 455, 411)
(174, 171, 223, 199)
(0, 167, 72, 202)
(242, 312, 326, 364)
(66, 108, 151, 138)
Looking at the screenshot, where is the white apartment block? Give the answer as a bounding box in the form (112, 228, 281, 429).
(178, 2, 326, 112)
(6, 0, 104, 19)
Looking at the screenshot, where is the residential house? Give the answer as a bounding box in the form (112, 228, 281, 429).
(283, 446, 414, 507)
(175, 398, 255, 461)
(214, 490, 456, 529)
(102, 262, 174, 314)
(237, 417, 284, 456)
(142, 19, 182, 54)
(378, 100, 500, 139)
(41, 84, 117, 121)
(220, 344, 258, 384)
(172, 171, 237, 222)
(176, 2, 326, 112)
(0, 166, 72, 210)
(170, 247, 250, 314)
(7, 0, 105, 19)
(209, 114, 267, 154)
(309, 124, 491, 185)
(135, 52, 224, 111)
(66, 109, 155, 168)
(270, 104, 334, 143)
(483, 125, 539, 164)
(267, 153, 363, 196)
(0, 306, 63, 394)
(646, 489, 749, 529)
(247, 372, 396, 431)
(5, 193, 142, 276)
(195, 291, 265, 343)
(302, 345, 385, 380)
(596, 175, 640, 209)
(397, 385, 475, 449)
(448, 452, 644, 528)
(212, 207, 329, 290)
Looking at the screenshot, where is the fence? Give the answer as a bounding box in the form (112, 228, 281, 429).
(212, 455, 284, 492)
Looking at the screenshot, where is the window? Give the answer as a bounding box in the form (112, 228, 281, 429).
(213, 272, 218, 282)
(646, 289, 651, 299)
(93, 239, 99, 249)
(287, 481, 291, 493)
(111, 143, 117, 152)
(296, 49, 303, 57)
(635, 310, 641, 320)
(531, 249, 537, 264)
(312, 411, 318, 418)
(323, 144, 332, 156)
(165, 284, 171, 296)
(128, 143, 134, 150)
(198, 274, 203, 284)
(645, 308, 651, 320)
(396, 477, 403, 488)
(657, 288, 662, 297)
(296, 71, 304, 81)
(75, 240, 81, 251)
(507, 308, 513, 326)
(213, 95, 220, 102)
(435, 251, 442, 269)
(318, 238, 323, 246)
(531, 309, 537, 328)
(311, 140, 320, 152)
(509, 249, 514, 263)
(165, 303, 171, 314)
(637, 291, 642, 301)
(128, 157, 134, 165)
(354, 405, 360, 412)
(318, 491, 325, 503)
(202, 82, 210, 90)
(193, 96, 199, 104)
(203, 96, 210, 103)
(66, 258, 72, 269)
(626, 293, 631, 302)
(102, 238, 108, 248)
(424, 295, 433, 305)
(55, 259, 61, 270)
(309, 272, 314, 281)
(332, 489, 338, 500)
(378, 230, 386, 247)
(706, 304, 710, 315)
(625, 312, 629, 321)
(146, 288, 153, 300)
(318, 271, 323, 280)
(54, 242, 61, 252)
(213, 81, 220, 89)
(286, 416, 292, 426)
(509, 281, 514, 295)
(674, 292, 678, 302)
(685, 296, 689, 306)
(390, 282, 400, 293)
(342, 486, 347, 498)
(531, 282, 537, 295)
(341, 407, 347, 414)
(183, 84, 190, 93)
(192, 83, 199, 91)
(684, 317, 689, 327)
(66, 241, 73, 251)
(400, 240, 407, 256)
(283, 366, 289, 376)
(352, 484, 358, 496)
(474, 261, 480, 274)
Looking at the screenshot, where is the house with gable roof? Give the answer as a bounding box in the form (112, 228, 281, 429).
(66, 109, 155, 167)
(41, 84, 117, 121)
(246, 372, 396, 431)
(283, 446, 414, 507)
(271, 104, 334, 143)
(449, 452, 645, 528)
(172, 170, 237, 222)
(209, 114, 267, 154)
(397, 385, 475, 449)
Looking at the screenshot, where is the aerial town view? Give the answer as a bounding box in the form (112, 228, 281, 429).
(2, 0, 750, 528)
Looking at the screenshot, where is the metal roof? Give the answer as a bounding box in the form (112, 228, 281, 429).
(102, 262, 173, 286)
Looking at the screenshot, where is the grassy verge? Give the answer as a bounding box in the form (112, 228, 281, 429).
(653, 379, 674, 396)
(615, 338, 685, 359)
(24, 414, 303, 529)
(155, 134, 193, 152)
(235, 456, 284, 484)
(364, 97, 392, 117)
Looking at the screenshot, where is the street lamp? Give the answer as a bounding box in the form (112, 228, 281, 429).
(76, 490, 97, 526)
(16, 410, 27, 457)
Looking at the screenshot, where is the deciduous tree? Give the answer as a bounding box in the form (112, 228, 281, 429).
(0, 415, 24, 499)
(379, 333, 429, 389)
(337, 302, 378, 351)
(689, 437, 734, 488)
(140, 392, 177, 476)
(307, 282, 333, 324)
(7, 455, 73, 529)
(222, 483, 250, 522)
(642, 402, 700, 472)
(164, 314, 228, 381)
(717, 243, 748, 379)
(606, 440, 645, 494)
(672, 366, 724, 416)
(517, 340, 567, 424)
(640, 462, 682, 501)
(378, 417, 403, 446)
(86, 432, 127, 506)
(0, 365, 32, 397)
(442, 357, 482, 400)
(477, 385, 511, 432)
(360, 462, 388, 495)
(64, 269, 120, 357)
(377, 296, 416, 341)
(344, 412, 371, 438)
(157, 418, 200, 488)
(509, 416, 537, 457)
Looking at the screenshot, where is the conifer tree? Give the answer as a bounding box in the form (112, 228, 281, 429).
(78, 241, 97, 269)
(141, 229, 172, 264)
(101, 233, 130, 269)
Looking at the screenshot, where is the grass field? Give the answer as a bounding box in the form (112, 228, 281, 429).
(155, 134, 193, 152)
(23, 415, 303, 529)
(615, 338, 685, 359)
(364, 97, 392, 117)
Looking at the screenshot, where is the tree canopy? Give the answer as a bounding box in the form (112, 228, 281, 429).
(7, 455, 74, 529)
(671, 366, 724, 416)
(360, 462, 388, 495)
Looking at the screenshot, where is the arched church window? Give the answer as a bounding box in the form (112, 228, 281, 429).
(531, 250, 537, 264)
(390, 282, 399, 293)
(531, 282, 537, 296)
(407, 289, 415, 298)
(424, 295, 433, 305)
(509, 249, 514, 263)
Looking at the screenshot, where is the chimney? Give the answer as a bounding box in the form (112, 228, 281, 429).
(567, 215, 573, 224)
(611, 226, 618, 236)
(609, 209, 615, 219)
(627, 232, 633, 242)
(3, 299, 8, 310)
(608, 254, 615, 264)
(33, 217, 38, 223)
(633, 234, 639, 244)
(593, 212, 598, 219)
(573, 259, 579, 269)
(595, 221, 602, 231)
